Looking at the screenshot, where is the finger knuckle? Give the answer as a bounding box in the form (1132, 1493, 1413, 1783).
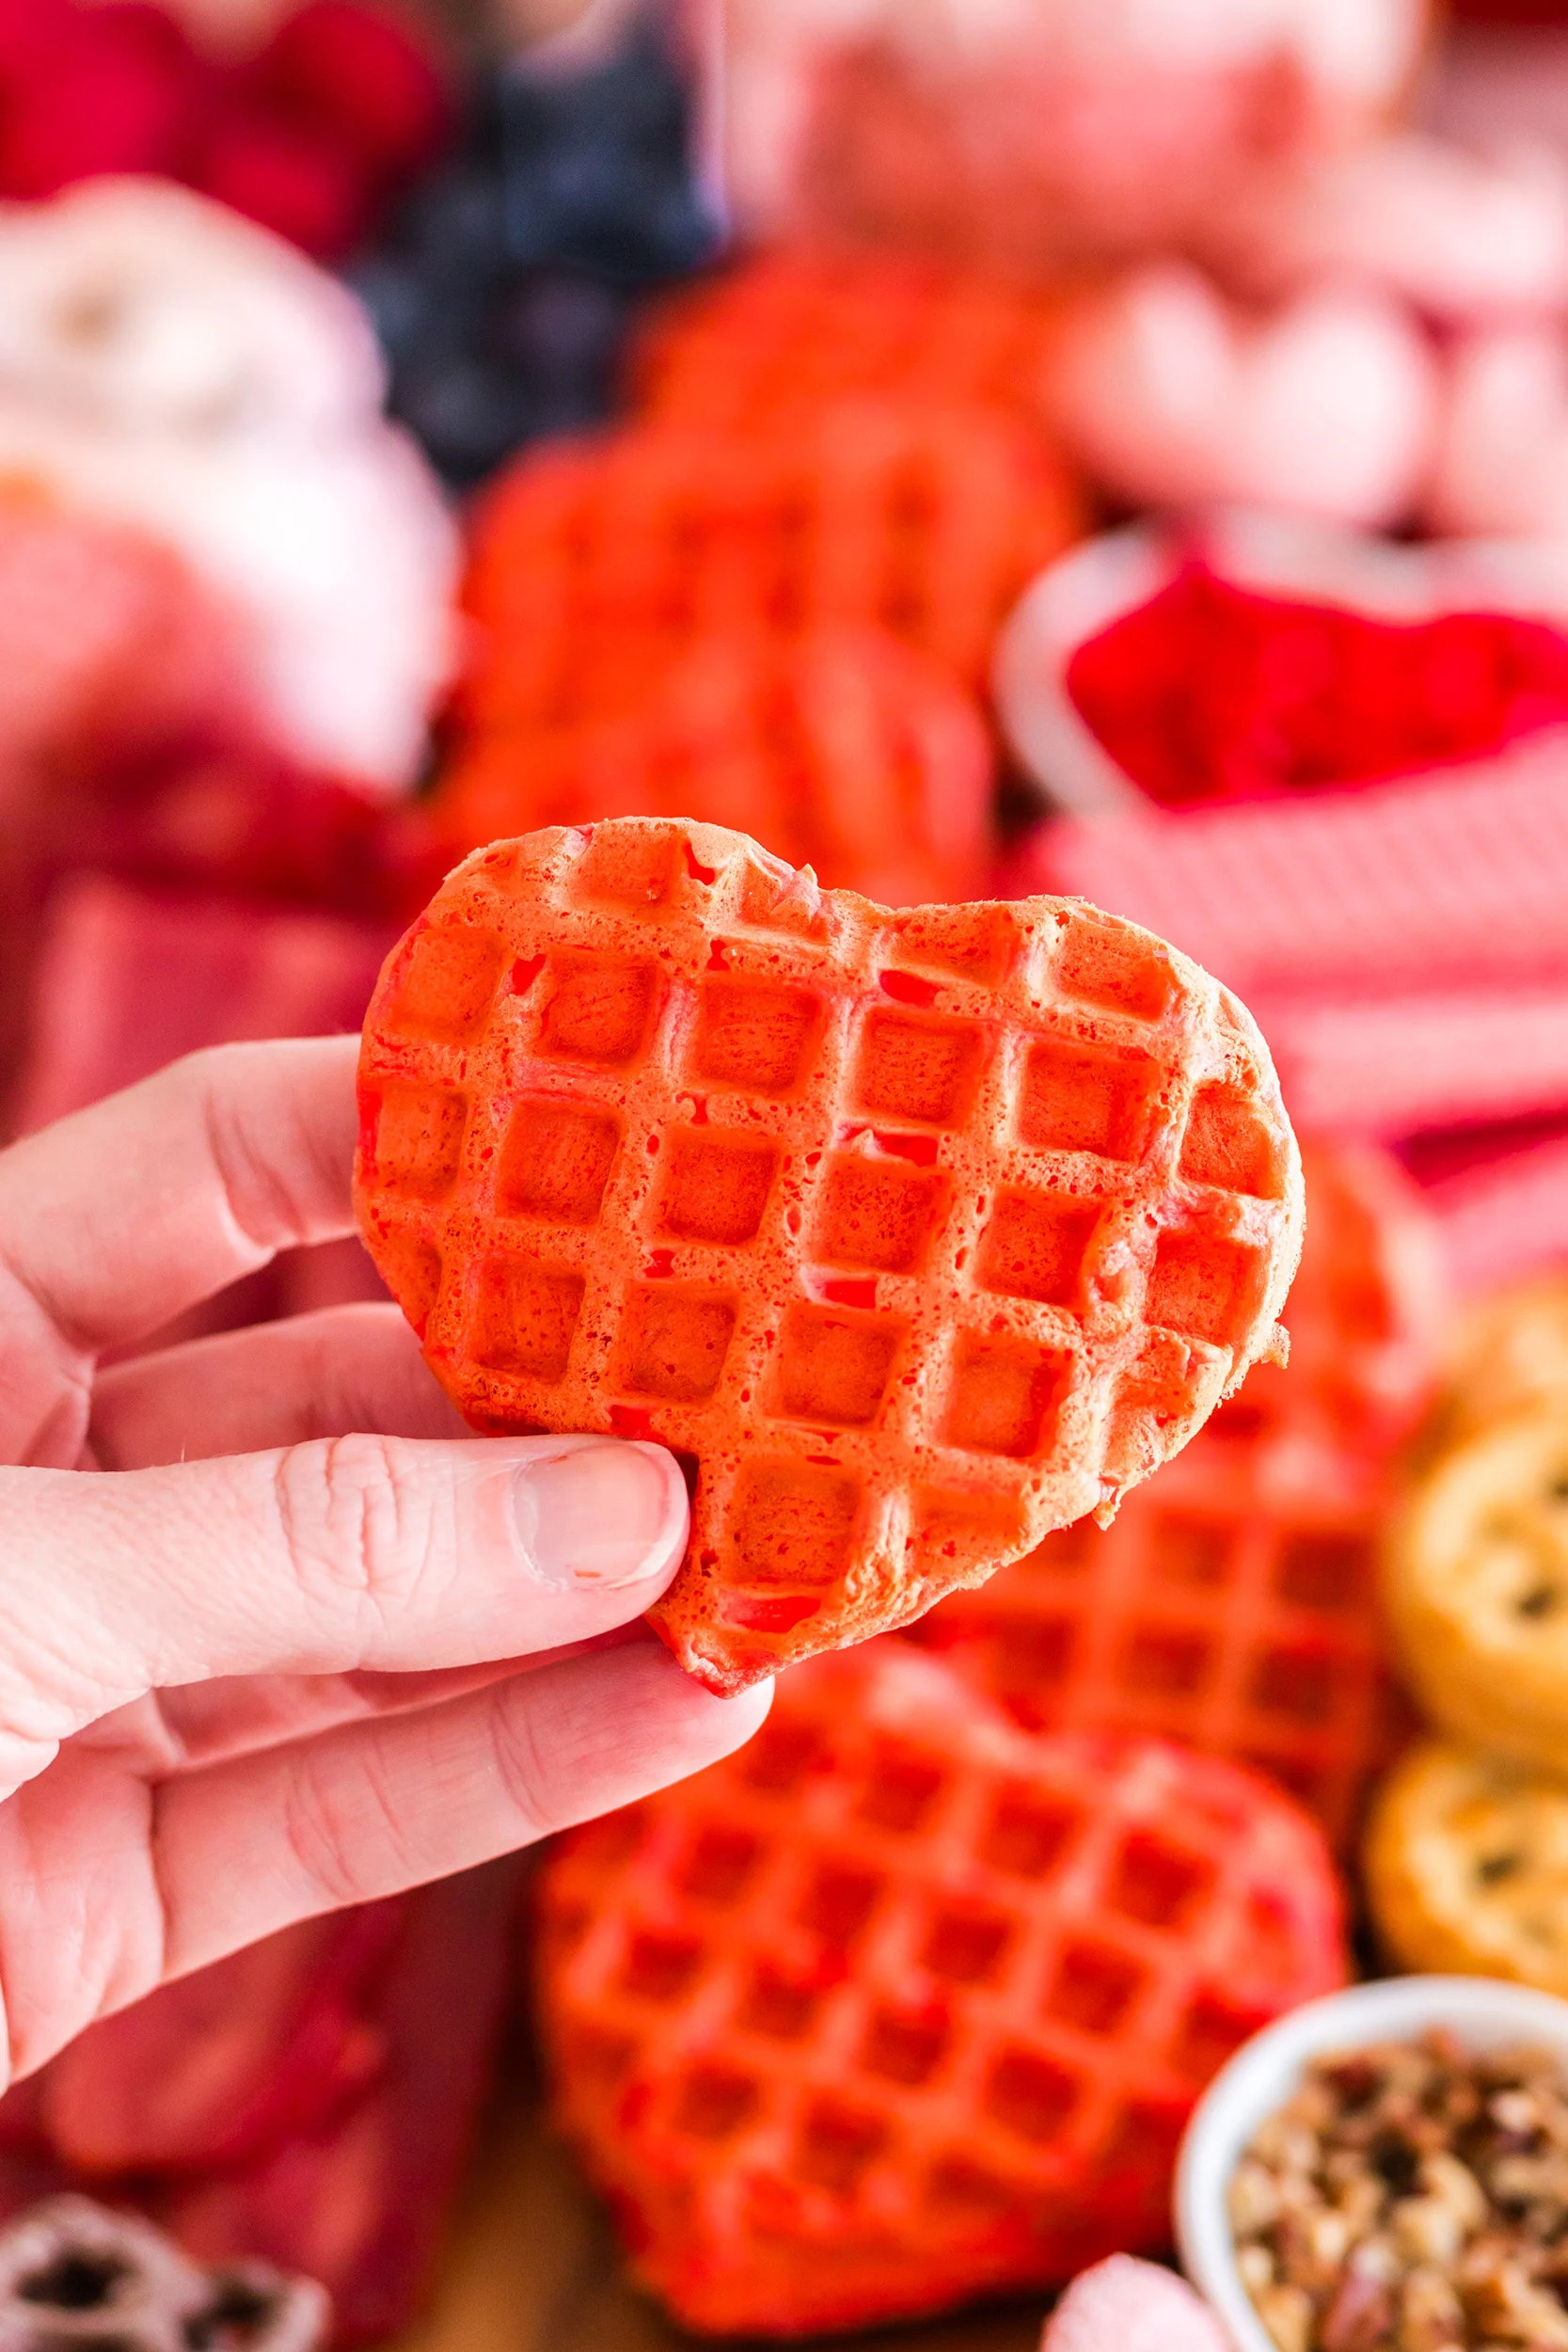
(272, 1433, 450, 1634)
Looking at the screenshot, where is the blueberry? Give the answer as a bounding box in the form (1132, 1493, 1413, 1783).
(392, 351, 536, 486)
(341, 253, 429, 364)
(402, 162, 510, 289)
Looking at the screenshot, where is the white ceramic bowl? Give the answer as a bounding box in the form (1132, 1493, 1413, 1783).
(1175, 1974, 1568, 2352)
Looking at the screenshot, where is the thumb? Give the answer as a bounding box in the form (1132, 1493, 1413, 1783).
(0, 1434, 689, 1788)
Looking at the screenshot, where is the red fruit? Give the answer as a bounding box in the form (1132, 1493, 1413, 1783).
(0, 11, 195, 198)
(535, 1644, 1348, 2337)
(0, 0, 72, 83)
(36, 1903, 406, 2174)
(191, 102, 369, 258)
(256, 0, 450, 178)
(159, 1862, 520, 2345)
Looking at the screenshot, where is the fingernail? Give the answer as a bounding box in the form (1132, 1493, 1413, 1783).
(513, 1441, 688, 1591)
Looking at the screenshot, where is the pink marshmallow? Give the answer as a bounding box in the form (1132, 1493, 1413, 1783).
(1045, 262, 1438, 527)
(1041, 2257, 1229, 2352)
(1430, 325, 1568, 539)
(1219, 134, 1568, 322)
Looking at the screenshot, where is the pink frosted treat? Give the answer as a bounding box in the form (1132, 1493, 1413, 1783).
(1042, 2256, 1230, 2352)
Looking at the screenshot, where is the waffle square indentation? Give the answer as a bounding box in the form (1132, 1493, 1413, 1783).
(976, 1190, 1100, 1307)
(539, 957, 658, 1064)
(386, 926, 505, 1043)
(473, 1259, 584, 1381)
(853, 1010, 985, 1126)
(1055, 914, 1173, 1023)
(1116, 1623, 1214, 1698)
(693, 980, 820, 1093)
(1153, 1515, 1234, 1588)
(498, 1099, 620, 1223)
(776, 1303, 901, 1427)
(922, 1902, 1012, 1984)
(1179, 1085, 1285, 1199)
(672, 2064, 759, 2141)
(1107, 1832, 1214, 1929)
(796, 2100, 886, 2195)
(730, 1460, 860, 1591)
(983, 2048, 1079, 2144)
(1148, 1230, 1267, 1349)
(1250, 1645, 1335, 1725)
(376, 1234, 441, 1336)
(814, 1156, 943, 1273)
(657, 1131, 778, 1244)
(978, 1788, 1081, 1879)
(737, 1964, 821, 2042)
(1273, 1532, 1371, 1613)
(573, 824, 680, 908)
(944, 1335, 1063, 1458)
(623, 1286, 736, 1403)
(860, 2007, 950, 2087)
(372, 1086, 467, 1201)
(1019, 1039, 1157, 1162)
(1045, 1941, 1146, 2037)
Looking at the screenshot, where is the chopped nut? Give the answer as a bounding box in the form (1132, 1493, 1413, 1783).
(1230, 2032, 1568, 2352)
(1231, 2159, 1284, 2235)
(1421, 2152, 1487, 2235)
(1238, 2245, 1275, 2294)
(1390, 2196, 1463, 2267)
(1320, 2270, 1391, 2352)
(1256, 2283, 1315, 2352)
(1397, 2265, 1463, 2352)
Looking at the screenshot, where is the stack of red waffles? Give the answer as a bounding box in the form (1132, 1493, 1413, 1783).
(433, 253, 1084, 906)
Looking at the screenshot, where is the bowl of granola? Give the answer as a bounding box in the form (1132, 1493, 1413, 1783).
(1175, 1974, 1568, 2352)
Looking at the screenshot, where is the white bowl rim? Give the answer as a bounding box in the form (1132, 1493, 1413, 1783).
(1174, 1974, 1568, 2352)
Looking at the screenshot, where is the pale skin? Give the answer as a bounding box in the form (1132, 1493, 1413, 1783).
(0, 1035, 772, 2091)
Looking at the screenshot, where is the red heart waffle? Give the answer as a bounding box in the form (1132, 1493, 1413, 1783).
(431, 625, 995, 909)
(458, 399, 1083, 714)
(533, 1644, 1349, 2336)
(355, 818, 1305, 1696)
(910, 1428, 1412, 1848)
(0, 2195, 326, 2352)
(1207, 1136, 1445, 1458)
(909, 1137, 1438, 1845)
(630, 248, 1074, 436)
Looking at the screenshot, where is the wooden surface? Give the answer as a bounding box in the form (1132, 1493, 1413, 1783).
(398, 2053, 1048, 2352)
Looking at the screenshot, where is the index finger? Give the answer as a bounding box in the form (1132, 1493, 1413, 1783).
(0, 1037, 360, 1357)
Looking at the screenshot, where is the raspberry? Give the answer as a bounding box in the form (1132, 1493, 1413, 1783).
(254, 1, 449, 179)
(0, 10, 195, 199)
(190, 102, 368, 260)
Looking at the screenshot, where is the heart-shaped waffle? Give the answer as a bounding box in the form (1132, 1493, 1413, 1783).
(533, 1645, 1348, 2336)
(355, 818, 1304, 1695)
(911, 1429, 1411, 1850)
(432, 625, 995, 910)
(911, 1137, 1437, 1845)
(458, 399, 1082, 715)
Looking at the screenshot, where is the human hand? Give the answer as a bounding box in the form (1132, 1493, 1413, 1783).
(0, 1036, 770, 2086)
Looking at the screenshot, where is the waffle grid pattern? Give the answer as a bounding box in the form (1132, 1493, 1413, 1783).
(356, 818, 1301, 1694)
(631, 251, 1069, 433)
(459, 401, 1080, 720)
(535, 1648, 1347, 2336)
(912, 1434, 1410, 1849)
(434, 624, 996, 911)
(0, 2197, 327, 2352)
